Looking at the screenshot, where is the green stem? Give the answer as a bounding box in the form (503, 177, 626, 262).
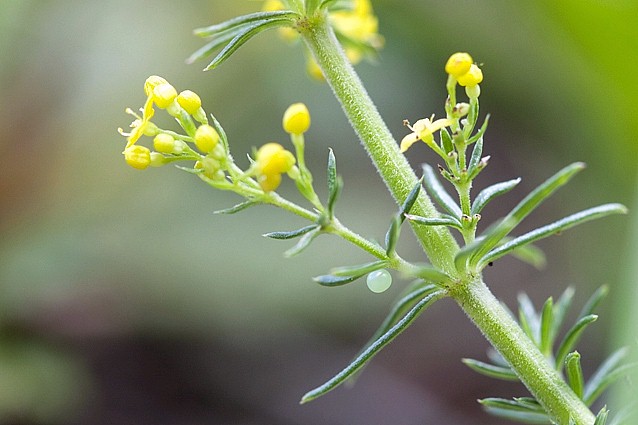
(299, 11, 596, 425)
(299, 12, 459, 276)
(452, 278, 595, 425)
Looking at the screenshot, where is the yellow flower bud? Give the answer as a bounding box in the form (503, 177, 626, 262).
(177, 90, 202, 115)
(153, 133, 176, 153)
(194, 124, 220, 154)
(153, 83, 177, 109)
(144, 75, 169, 96)
(456, 64, 483, 87)
(283, 103, 311, 135)
(123, 145, 151, 170)
(256, 143, 296, 175)
(445, 52, 473, 78)
(258, 172, 282, 192)
(195, 156, 223, 180)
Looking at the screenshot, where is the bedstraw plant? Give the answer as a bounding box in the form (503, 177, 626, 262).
(118, 1, 634, 423)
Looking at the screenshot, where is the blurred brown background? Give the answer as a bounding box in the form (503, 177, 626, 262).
(1, 1, 637, 424)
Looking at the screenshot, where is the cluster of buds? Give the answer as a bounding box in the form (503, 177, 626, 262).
(445, 52, 483, 99)
(119, 77, 314, 195)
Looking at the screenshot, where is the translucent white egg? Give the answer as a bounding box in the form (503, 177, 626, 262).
(366, 269, 392, 293)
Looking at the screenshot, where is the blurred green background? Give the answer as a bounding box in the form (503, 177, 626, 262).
(1, 1, 637, 424)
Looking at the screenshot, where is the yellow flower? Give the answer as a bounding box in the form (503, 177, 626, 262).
(283, 103, 311, 135)
(330, 0, 384, 65)
(177, 90, 202, 115)
(153, 133, 177, 153)
(456, 64, 483, 87)
(119, 102, 156, 149)
(445, 53, 473, 78)
(123, 145, 152, 170)
(400, 116, 453, 153)
(152, 83, 177, 109)
(255, 143, 296, 191)
(194, 124, 220, 154)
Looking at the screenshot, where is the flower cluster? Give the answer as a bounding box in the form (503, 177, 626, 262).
(119, 77, 314, 195)
(401, 52, 484, 155)
(262, 0, 383, 79)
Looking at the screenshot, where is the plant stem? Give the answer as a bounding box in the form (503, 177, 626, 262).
(452, 278, 595, 425)
(299, 12, 459, 276)
(299, 11, 596, 425)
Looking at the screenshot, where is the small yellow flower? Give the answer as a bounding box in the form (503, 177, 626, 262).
(144, 75, 169, 97)
(153, 83, 178, 109)
(119, 104, 156, 149)
(153, 133, 177, 154)
(456, 64, 483, 87)
(177, 90, 202, 115)
(194, 124, 220, 154)
(445, 53, 473, 78)
(262, 0, 285, 11)
(123, 145, 152, 170)
(400, 116, 453, 153)
(283, 103, 311, 135)
(255, 143, 296, 191)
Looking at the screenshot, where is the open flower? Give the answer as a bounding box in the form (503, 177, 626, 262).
(330, 0, 384, 64)
(400, 116, 452, 153)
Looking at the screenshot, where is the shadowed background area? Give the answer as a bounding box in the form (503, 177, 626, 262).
(1, 1, 637, 424)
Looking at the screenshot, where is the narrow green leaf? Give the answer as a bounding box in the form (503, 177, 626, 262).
(466, 137, 484, 175)
(555, 314, 598, 372)
(517, 293, 540, 345)
(551, 287, 575, 344)
(467, 114, 490, 145)
(565, 351, 584, 399)
(462, 358, 518, 381)
(300, 290, 445, 403)
(204, 19, 293, 70)
(284, 227, 321, 257)
(508, 242, 547, 269)
(187, 27, 246, 65)
(578, 285, 609, 321)
(213, 200, 258, 214)
(464, 96, 479, 137)
(514, 397, 545, 412)
(403, 263, 451, 285)
(471, 178, 521, 216)
(440, 127, 454, 154)
(422, 164, 462, 218)
(584, 362, 638, 406)
(209, 113, 230, 155)
(539, 297, 554, 356)
(478, 204, 627, 268)
(594, 407, 609, 425)
(468, 162, 586, 269)
(404, 213, 463, 229)
(583, 348, 628, 405)
(354, 282, 440, 359)
(479, 398, 551, 423)
(400, 177, 423, 222)
(263, 224, 319, 240)
(193, 11, 298, 37)
(385, 215, 401, 256)
(331, 260, 389, 277)
(326, 149, 343, 218)
(312, 274, 360, 286)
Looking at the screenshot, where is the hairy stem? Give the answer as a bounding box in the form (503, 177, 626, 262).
(299, 12, 459, 276)
(299, 10, 595, 425)
(452, 278, 595, 425)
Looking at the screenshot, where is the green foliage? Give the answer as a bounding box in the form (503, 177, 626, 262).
(465, 287, 637, 424)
